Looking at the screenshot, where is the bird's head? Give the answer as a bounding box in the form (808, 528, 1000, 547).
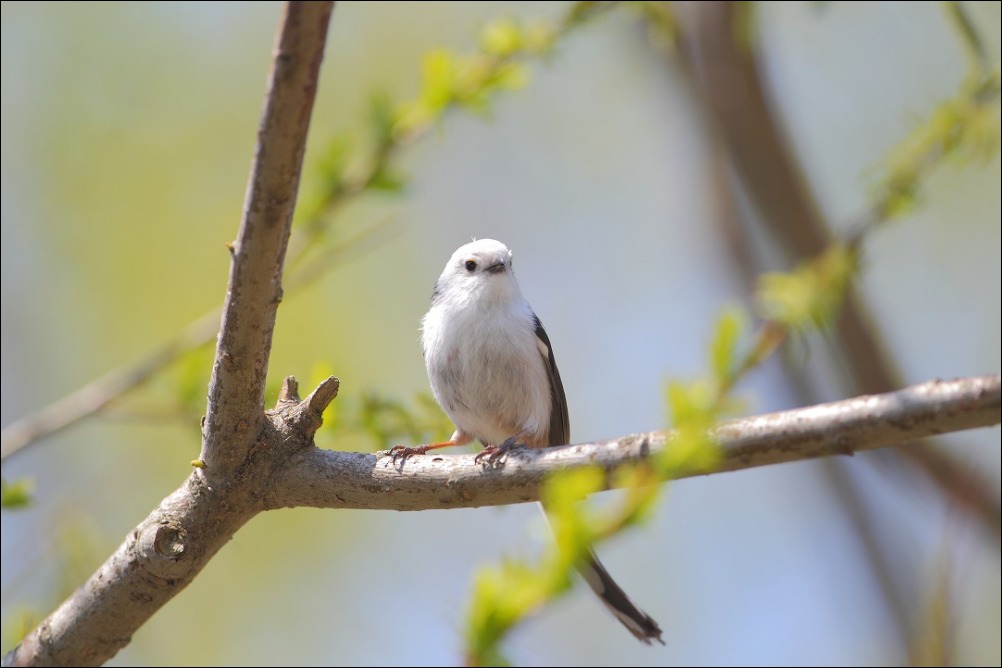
(433, 238, 522, 308)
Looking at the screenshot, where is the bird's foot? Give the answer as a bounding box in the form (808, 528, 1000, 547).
(388, 444, 431, 463)
(474, 437, 524, 466)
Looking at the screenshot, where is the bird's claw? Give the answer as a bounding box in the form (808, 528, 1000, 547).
(474, 437, 523, 466)
(388, 444, 427, 463)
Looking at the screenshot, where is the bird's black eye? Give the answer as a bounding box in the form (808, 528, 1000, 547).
(464, 259, 477, 272)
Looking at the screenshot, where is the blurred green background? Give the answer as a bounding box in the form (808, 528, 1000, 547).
(2, 2, 1000, 665)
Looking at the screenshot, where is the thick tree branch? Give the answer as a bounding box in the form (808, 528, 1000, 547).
(270, 375, 1000, 512)
(199, 1, 332, 477)
(0, 0, 611, 464)
(1, 3, 334, 666)
(5, 368, 994, 666)
(2, 5, 997, 666)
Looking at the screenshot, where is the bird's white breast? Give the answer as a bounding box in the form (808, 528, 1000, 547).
(422, 295, 551, 447)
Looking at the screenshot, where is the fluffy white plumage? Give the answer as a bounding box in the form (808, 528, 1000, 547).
(415, 239, 663, 645)
(421, 239, 553, 448)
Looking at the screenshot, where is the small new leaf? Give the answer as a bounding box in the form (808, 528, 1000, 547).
(481, 18, 524, 57)
(662, 381, 723, 478)
(1, 477, 33, 509)
(367, 167, 407, 193)
(871, 72, 1001, 222)
(756, 244, 857, 332)
(709, 307, 746, 383)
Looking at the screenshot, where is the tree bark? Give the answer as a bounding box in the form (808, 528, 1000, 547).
(4, 3, 999, 666)
(1, 2, 335, 666)
(271, 374, 1001, 512)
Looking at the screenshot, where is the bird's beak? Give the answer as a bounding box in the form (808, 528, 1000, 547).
(486, 261, 506, 274)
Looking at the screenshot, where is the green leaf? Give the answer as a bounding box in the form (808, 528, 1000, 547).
(481, 18, 524, 57)
(756, 245, 857, 332)
(421, 48, 458, 110)
(1, 477, 33, 509)
(367, 92, 396, 146)
(662, 381, 723, 478)
(367, 167, 408, 193)
(870, 72, 1001, 222)
(709, 307, 746, 383)
(2, 607, 41, 647)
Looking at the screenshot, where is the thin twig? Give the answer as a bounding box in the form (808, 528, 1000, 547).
(943, 0, 989, 71)
(0, 310, 219, 460)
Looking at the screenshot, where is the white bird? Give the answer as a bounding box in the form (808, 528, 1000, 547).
(392, 239, 664, 645)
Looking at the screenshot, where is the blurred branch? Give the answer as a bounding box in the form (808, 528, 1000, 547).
(0, 310, 220, 460)
(1, 2, 334, 665)
(670, 4, 999, 658)
(273, 374, 1001, 511)
(943, 1, 989, 71)
(0, 0, 620, 463)
(671, 0, 1001, 539)
(0, 220, 396, 463)
(703, 123, 920, 647)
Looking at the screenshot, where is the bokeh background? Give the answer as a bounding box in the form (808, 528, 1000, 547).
(2, 2, 999, 666)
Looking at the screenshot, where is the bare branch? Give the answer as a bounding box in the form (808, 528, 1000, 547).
(198, 1, 333, 478)
(1, 3, 334, 666)
(270, 375, 1001, 512)
(0, 221, 393, 463)
(0, 0, 609, 463)
(1, 4, 997, 665)
(5, 369, 995, 667)
(0, 310, 220, 460)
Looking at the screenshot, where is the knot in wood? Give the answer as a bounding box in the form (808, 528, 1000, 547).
(138, 522, 189, 580)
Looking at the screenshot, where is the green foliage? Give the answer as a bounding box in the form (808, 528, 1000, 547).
(756, 244, 858, 333)
(354, 392, 455, 450)
(464, 305, 741, 663)
(1, 477, 34, 509)
(466, 555, 569, 667)
(660, 381, 723, 477)
(392, 17, 551, 141)
(310, 136, 353, 209)
(869, 72, 1000, 225)
(161, 344, 215, 431)
(1, 608, 40, 649)
(709, 306, 746, 387)
(294, 2, 622, 255)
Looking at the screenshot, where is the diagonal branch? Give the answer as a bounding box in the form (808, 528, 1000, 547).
(0, 0, 615, 464)
(271, 374, 1001, 512)
(198, 1, 333, 477)
(672, 0, 1001, 537)
(0, 311, 220, 460)
(1, 3, 334, 666)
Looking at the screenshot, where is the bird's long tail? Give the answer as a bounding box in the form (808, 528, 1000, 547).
(576, 550, 664, 645)
(538, 502, 664, 644)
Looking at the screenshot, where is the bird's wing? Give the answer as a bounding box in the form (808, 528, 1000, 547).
(533, 315, 570, 447)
